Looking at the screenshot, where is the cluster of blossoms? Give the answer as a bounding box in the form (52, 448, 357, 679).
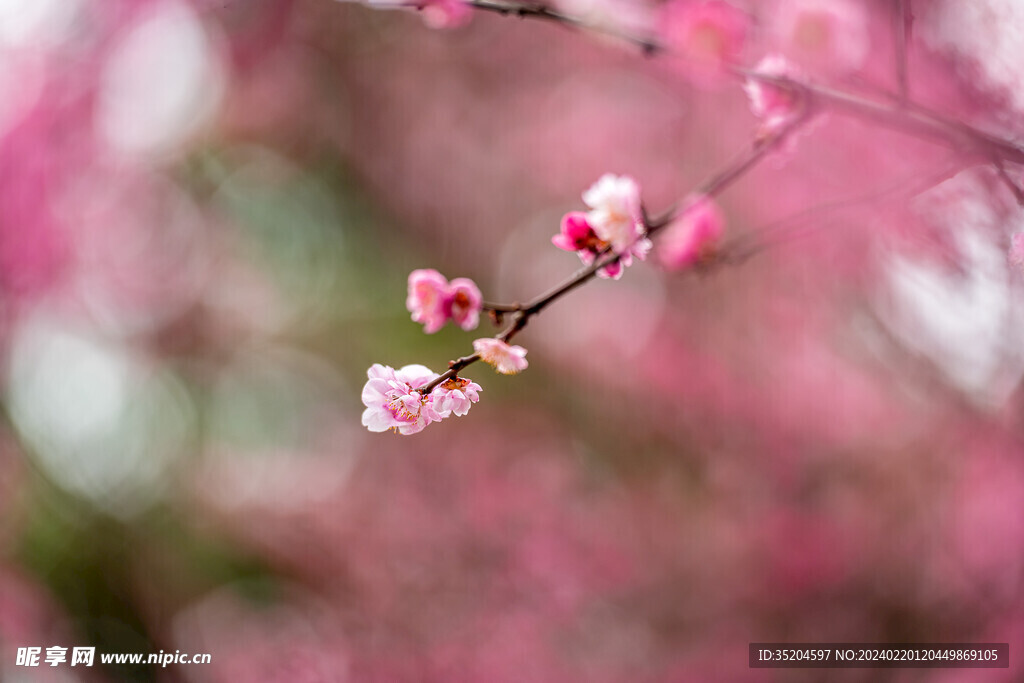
(353, 0, 1023, 445)
(407, 269, 483, 333)
(555, 174, 727, 275)
(361, 363, 482, 435)
(552, 174, 653, 279)
(365, 172, 729, 435)
(365, 260, 533, 434)
(360, 338, 526, 435)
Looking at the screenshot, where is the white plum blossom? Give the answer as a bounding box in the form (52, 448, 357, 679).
(582, 173, 645, 252)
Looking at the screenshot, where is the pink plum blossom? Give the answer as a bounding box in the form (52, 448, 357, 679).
(447, 277, 483, 331)
(432, 376, 482, 416)
(407, 269, 484, 332)
(657, 195, 725, 269)
(473, 338, 529, 374)
(407, 269, 451, 333)
(743, 54, 804, 135)
(1010, 232, 1024, 271)
(552, 211, 602, 254)
(659, 0, 749, 86)
(420, 0, 472, 29)
(362, 363, 444, 434)
(552, 211, 625, 279)
(561, 175, 652, 279)
(771, 0, 869, 76)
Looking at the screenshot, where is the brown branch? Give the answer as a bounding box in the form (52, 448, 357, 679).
(465, 0, 660, 52)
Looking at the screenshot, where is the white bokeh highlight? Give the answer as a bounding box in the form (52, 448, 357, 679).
(97, 0, 225, 157)
(924, 0, 1024, 112)
(6, 314, 196, 516)
(879, 175, 1024, 406)
(0, 0, 84, 50)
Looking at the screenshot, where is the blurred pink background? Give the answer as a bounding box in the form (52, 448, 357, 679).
(0, 0, 1022, 680)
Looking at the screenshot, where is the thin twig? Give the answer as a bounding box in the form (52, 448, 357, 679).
(481, 302, 522, 312)
(723, 157, 967, 264)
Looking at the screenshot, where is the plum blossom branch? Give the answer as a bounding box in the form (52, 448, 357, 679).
(415, 109, 810, 396)
(721, 157, 968, 265)
(481, 302, 522, 313)
(359, 0, 1024, 435)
